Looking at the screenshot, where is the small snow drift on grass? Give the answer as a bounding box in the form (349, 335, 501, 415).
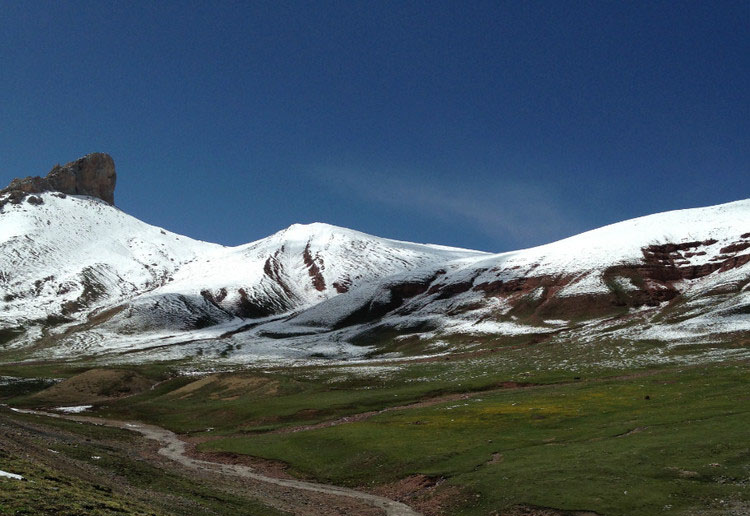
(0, 469, 24, 480)
(54, 405, 92, 413)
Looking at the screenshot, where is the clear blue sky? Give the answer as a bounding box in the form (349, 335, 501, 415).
(1, 1, 747, 252)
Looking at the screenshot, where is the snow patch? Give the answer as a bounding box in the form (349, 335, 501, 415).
(54, 405, 93, 414)
(0, 470, 24, 480)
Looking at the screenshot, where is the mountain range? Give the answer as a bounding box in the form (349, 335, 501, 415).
(1, 153, 748, 366)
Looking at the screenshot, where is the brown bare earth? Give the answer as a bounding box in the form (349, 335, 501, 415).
(496, 506, 602, 516)
(165, 373, 280, 401)
(373, 475, 466, 516)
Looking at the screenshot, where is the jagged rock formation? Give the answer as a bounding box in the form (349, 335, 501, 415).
(1, 153, 116, 206)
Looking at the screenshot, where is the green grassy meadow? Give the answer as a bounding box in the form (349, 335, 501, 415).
(2, 335, 749, 515)
(189, 362, 750, 515)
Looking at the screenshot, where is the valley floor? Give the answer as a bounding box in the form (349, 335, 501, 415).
(2, 343, 750, 516)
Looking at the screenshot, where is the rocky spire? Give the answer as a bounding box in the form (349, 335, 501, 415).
(1, 153, 117, 205)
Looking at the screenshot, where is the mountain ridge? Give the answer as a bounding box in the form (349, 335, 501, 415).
(1, 155, 748, 366)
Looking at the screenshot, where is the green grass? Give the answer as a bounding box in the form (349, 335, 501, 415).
(0, 454, 163, 516)
(87, 333, 672, 436)
(1, 410, 288, 516)
(94, 357, 590, 435)
(5, 334, 750, 515)
(0, 377, 58, 400)
(197, 362, 750, 515)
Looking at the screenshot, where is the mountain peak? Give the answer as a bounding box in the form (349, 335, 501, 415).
(1, 152, 116, 206)
(279, 222, 355, 241)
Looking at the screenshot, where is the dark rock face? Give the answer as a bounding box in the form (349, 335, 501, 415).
(1, 153, 116, 205)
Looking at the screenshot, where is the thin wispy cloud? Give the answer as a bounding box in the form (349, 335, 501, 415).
(316, 167, 580, 251)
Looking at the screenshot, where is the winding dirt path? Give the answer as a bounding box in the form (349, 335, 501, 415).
(11, 408, 420, 516)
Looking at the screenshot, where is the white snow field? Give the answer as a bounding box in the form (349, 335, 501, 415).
(1, 190, 748, 364)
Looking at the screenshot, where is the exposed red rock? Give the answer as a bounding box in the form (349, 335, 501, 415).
(332, 280, 350, 293)
(461, 236, 750, 323)
(720, 241, 750, 254)
(200, 287, 228, 306)
(235, 287, 277, 318)
(303, 242, 327, 291)
(719, 253, 750, 272)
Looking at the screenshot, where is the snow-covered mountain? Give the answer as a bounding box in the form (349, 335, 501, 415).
(1, 155, 748, 365)
(258, 199, 750, 354)
(0, 192, 220, 325)
(0, 167, 485, 359)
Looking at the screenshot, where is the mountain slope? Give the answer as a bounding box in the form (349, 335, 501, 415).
(0, 192, 219, 326)
(1, 158, 748, 365)
(0, 188, 485, 358)
(246, 199, 750, 351)
(154, 221, 487, 319)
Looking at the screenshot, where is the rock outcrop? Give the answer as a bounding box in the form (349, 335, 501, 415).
(1, 153, 116, 205)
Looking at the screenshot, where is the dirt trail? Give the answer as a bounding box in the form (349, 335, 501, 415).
(11, 408, 421, 516)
